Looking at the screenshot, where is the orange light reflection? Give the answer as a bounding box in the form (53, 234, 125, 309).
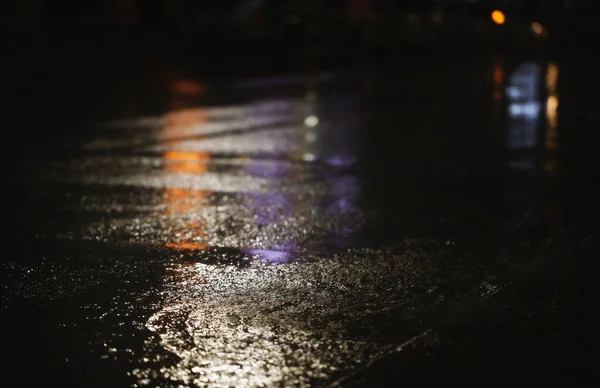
(165, 242, 209, 251)
(492, 61, 504, 101)
(164, 151, 210, 175)
(162, 106, 211, 251)
(546, 63, 559, 151)
(546, 63, 559, 92)
(164, 151, 210, 162)
(171, 80, 205, 96)
(493, 66, 503, 87)
(165, 108, 209, 131)
(545, 63, 559, 172)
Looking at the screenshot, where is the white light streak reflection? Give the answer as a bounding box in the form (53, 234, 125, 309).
(506, 62, 541, 152)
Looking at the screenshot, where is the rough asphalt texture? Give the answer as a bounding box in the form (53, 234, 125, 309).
(2, 52, 600, 387)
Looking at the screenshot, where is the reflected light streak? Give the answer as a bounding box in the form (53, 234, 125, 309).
(106, 99, 301, 129)
(163, 189, 210, 216)
(546, 63, 559, 152)
(164, 151, 211, 162)
(171, 80, 205, 96)
(243, 249, 291, 263)
(546, 63, 559, 93)
(162, 186, 210, 251)
(507, 86, 521, 99)
(165, 108, 209, 130)
(509, 102, 540, 118)
(493, 62, 504, 101)
(166, 242, 209, 251)
(547, 95, 559, 129)
(243, 159, 292, 179)
(325, 155, 356, 167)
(493, 65, 504, 87)
(162, 107, 211, 251)
(164, 151, 210, 174)
(506, 62, 541, 153)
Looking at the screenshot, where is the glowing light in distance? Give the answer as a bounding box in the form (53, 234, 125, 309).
(304, 115, 319, 127)
(302, 153, 316, 162)
(491, 10, 505, 25)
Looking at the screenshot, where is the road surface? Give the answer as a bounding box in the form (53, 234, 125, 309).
(2, 51, 600, 387)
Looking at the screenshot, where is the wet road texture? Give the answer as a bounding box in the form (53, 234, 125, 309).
(2, 50, 600, 387)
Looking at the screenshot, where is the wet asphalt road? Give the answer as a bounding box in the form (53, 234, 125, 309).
(2, 50, 600, 387)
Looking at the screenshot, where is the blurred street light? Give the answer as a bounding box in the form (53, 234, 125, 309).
(491, 10, 505, 25)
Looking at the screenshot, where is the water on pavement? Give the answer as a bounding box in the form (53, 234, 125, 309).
(2, 54, 600, 387)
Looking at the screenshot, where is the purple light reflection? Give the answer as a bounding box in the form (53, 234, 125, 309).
(324, 155, 357, 168)
(243, 159, 293, 179)
(326, 175, 360, 215)
(239, 192, 297, 226)
(243, 249, 292, 263)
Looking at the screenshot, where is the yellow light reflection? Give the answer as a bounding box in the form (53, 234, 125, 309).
(491, 10, 505, 25)
(547, 96, 559, 126)
(546, 95, 559, 150)
(546, 63, 559, 93)
(162, 106, 211, 251)
(531, 22, 544, 35)
(545, 63, 559, 163)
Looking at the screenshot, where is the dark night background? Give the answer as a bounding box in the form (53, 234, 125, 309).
(2, 1, 600, 387)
